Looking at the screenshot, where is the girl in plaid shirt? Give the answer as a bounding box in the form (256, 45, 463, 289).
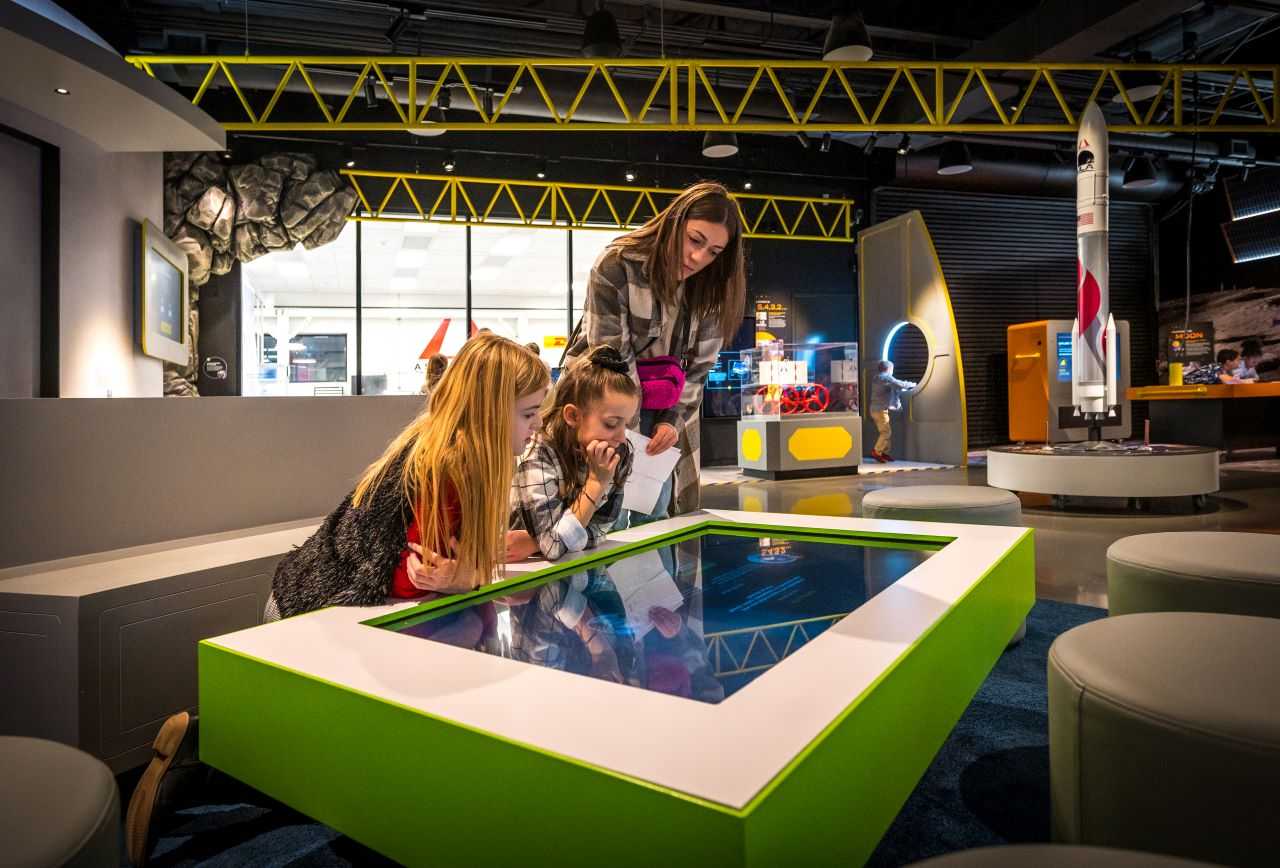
(509, 346, 640, 560)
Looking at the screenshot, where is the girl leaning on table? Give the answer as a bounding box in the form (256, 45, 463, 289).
(266, 333, 550, 620)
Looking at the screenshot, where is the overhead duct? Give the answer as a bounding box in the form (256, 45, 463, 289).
(894, 149, 1183, 201)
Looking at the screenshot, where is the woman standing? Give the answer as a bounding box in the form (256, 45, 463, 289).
(564, 181, 746, 519)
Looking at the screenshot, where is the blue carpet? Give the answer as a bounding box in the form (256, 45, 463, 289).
(135, 599, 1104, 868)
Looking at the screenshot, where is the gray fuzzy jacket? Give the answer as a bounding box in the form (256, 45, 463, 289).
(271, 452, 413, 618)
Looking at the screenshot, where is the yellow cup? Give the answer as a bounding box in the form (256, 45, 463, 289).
(1168, 362, 1184, 386)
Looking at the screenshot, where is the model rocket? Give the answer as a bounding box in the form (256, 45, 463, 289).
(1072, 101, 1119, 428)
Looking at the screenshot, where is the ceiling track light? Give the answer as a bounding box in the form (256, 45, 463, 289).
(862, 133, 877, 157)
(819, 133, 832, 153)
(385, 10, 410, 46)
(936, 140, 973, 175)
(54, 86, 70, 95)
(896, 134, 911, 156)
(743, 176, 754, 191)
(342, 144, 355, 169)
(535, 159, 548, 179)
(702, 131, 739, 159)
(442, 151, 457, 173)
(582, 4, 622, 58)
(437, 89, 452, 111)
(409, 105, 447, 137)
(1122, 153, 1158, 189)
(624, 166, 637, 183)
(363, 77, 378, 110)
(822, 7, 874, 62)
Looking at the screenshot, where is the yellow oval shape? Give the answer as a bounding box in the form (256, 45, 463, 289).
(741, 428, 763, 462)
(787, 426, 853, 462)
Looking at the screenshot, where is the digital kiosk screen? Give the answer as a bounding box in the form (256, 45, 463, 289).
(147, 247, 184, 341)
(382, 530, 940, 704)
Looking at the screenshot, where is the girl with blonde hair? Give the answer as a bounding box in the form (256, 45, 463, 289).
(269, 333, 549, 618)
(563, 181, 747, 522)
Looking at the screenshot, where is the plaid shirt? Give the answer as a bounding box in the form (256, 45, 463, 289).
(510, 436, 631, 561)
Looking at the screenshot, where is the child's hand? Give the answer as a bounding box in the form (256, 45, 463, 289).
(504, 529, 539, 562)
(646, 423, 678, 455)
(584, 439, 621, 483)
(406, 538, 473, 592)
(649, 606, 683, 639)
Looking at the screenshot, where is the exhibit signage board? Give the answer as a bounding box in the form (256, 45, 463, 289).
(1167, 323, 1214, 364)
(198, 510, 1033, 868)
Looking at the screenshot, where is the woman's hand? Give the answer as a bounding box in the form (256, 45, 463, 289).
(504, 529, 540, 562)
(406, 539, 474, 593)
(584, 439, 622, 484)
(649, 606, 683, 639)
(647, 423, 678, 455)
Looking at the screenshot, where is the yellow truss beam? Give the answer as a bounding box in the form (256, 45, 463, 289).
(705, 613, 848, 678)
(126, 55, 1279, 133)
(343, 170, 857, 243)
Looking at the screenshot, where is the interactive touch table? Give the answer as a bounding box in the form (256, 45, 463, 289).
(198, 509, 1033, 867)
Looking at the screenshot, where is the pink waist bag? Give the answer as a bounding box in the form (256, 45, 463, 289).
(636, 356, 686, 410)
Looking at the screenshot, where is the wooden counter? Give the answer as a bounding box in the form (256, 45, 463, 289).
(1128, 382, 1280, 453)
(1128, 382, 1280, 401)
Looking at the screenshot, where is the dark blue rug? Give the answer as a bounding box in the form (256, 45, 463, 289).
(128, 599, 1104, 868)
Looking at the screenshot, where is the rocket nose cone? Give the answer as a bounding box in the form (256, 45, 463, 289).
(1078, 101, 1107, 147)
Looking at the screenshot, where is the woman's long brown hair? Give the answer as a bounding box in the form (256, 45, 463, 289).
(540, 347, 639, 504)
(611, 181, 747, 341)
(353, 333, 548, 588)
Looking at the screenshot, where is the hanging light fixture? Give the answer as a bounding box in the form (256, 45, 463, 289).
(1112, 50, 1165, 104)
(363, 77, 378, 110)
(743, 176, 754, 191)
(936, 140, 973, 175)
(624, 166, 637, 183)
(536, 160, 548, 180)
(581, 3, 622, 58)
(819, 133, 832, 153)
(896, 134, 911, 156)
(822, 7, 874, 62)
(442, 151, 457, 173)
(1122, 154, 1158, 189)
(702, 131, 739, 158)
(408, 92, 449, 137)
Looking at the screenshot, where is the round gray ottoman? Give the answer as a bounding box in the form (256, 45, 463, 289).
(861, 484, 1023, 526)
(906, 844, 1216, 867)
(1107, 532, 1280, 618)
(1048, 612, 1280, 867)
(0, 736, 120, 867)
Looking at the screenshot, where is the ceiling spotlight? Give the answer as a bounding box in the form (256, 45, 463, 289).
(442, 152, 457, 173)
(409, 105, 447, 137)
(221, 151, 233, 161)
(936, 140, 973, 175)
(437, 89, 452, 111)
(1122, 154, 1158, 189)
(535, 160, 548, 180)
(862, 134, 877, 156)
(581, 4, 622, 58)
(819, 133, 832, 153)
(743, 177, 754, 191)
(896, 134, 911, 156)
(54, 86, 70, 95)
(342, 144, 356, 169)
(822, 8, 874, 62)
(386, 10, 410, 46)
(482, 88, 495, 118)
(624, 167, 637, 183)
(364, 77, 378, 110)
(1112, 50, 1165, 104)
(702, 131, 739, 158)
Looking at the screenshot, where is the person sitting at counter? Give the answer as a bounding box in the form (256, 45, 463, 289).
(1184, 348, 1246, 386)
(869, 359, 918, 463)
(1240, 339, 1264, 382)
(267, 333, 550, 619)
(509, 345, 639, 561)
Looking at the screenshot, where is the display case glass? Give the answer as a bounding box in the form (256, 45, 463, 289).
(738, 340, 859, 419)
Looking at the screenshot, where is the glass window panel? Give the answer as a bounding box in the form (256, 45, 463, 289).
(470, 225, 570, 361)
(570, 229, 624, 329)
(241, 223, 356, 396)
(359, 221, 468, 395)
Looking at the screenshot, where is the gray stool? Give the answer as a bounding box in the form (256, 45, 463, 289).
(1107, 531, 1280, 618)
(861, 484, 1023, 526)
(1049, 612, 1280, 867)
(862, 484, 1026, 643)
(907, 844, 1217, 867)
(0, 736, 120, 867)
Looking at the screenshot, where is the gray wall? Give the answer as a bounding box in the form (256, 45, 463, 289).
(0, 130, 41, 397)
(0, 96, 164, 397)
(0, 395, 424, 568)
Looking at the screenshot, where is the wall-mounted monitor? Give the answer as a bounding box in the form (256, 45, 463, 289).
(136, 219, 190, 365)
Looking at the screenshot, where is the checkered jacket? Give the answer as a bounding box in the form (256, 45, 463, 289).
(563, 245, 725, 515)
(510, 436, 632, 561)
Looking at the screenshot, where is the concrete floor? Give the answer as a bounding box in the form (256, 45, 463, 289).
(700, 452, 1280, 608)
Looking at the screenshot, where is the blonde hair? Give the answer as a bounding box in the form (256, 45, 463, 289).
(612, 181, 747, 340)
(540, 346, 639, 504)
(354, 333, 548, 588)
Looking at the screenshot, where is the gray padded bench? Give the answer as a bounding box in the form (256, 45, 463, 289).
(1049, 612, 1280, 867)
(0, 736, 120, 868)
(907, 844, 1215, 867)
(1107, 531, 1280, 618)
(861, 484, 1023, 527)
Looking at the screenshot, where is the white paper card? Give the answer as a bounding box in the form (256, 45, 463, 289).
(606, 548, 685, 639)
(622, 429, 681, 514)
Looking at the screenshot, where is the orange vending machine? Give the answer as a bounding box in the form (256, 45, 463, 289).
(1007, 320, 1131, 443)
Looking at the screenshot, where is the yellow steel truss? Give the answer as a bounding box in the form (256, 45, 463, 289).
(126, 55, 1279, 133)
(343, 170, 856, 242)
(705, 613, 848, 678)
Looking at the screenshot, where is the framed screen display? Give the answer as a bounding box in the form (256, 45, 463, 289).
(136, 219, 190, 365)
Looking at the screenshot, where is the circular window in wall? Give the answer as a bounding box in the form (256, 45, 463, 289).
(883, 321, 930, 384)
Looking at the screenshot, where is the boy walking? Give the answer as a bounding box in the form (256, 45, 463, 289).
(869, 360, 918, 462)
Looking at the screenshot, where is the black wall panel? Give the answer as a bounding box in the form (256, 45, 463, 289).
(872, 187, 1156, 450)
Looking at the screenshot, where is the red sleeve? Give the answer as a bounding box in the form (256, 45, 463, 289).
(389, 484, 462, 599)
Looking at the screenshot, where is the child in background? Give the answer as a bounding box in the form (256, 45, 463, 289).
(868, 359, 918, 463)
(268, 333, 550, 618)
(1239, 339, 1264, 382)
(419, 353, 448, 399)
(509, 345, 640, 561)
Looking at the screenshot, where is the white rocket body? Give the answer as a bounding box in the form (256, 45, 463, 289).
(1073, 101, 1117, 417)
